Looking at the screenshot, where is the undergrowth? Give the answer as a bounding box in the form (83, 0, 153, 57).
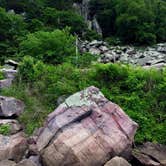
(1, 57, 165, 144)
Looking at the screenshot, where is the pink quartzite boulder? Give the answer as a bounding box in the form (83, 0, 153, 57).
(36, 86, 138, 166)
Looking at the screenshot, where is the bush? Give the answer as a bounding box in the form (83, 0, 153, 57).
(0, 124, 10, 135)
(18, 29, 76, 64)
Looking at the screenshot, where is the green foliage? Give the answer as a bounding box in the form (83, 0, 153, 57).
(0, 70, 4, 80)
(3, 59, 166, 144)
(0, 7, 27, 63)
(0, 124, 10, 135)
(66, 52, 98, 68)
(90, 0, 166, 45)
(41, 7, 87, 35)
(19, 29, 76, 64)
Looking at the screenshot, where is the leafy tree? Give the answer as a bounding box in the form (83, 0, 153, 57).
(41, 7, 87, 35)
(19, 29, 76, 64)
(0, 7, 26, 63)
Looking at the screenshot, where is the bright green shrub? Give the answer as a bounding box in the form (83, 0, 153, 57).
(19, 29, 76, 64)
(0, 124, 10, 135)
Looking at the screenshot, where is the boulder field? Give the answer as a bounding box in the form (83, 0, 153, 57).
(80, 40, 166, 69)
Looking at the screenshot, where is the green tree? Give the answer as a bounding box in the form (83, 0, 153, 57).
(19, 29, 76, 64)
(41, 7, 87, 35)
(0, 7, 26, 63)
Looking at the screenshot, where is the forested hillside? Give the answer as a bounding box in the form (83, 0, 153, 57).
(0, 1, 165, 165)
(0, 0, 166, 63)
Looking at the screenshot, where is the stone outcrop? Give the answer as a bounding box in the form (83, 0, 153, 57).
(0, 160, 16, 166)
(0, 96, 24, 117)
(15, 159, 39, 166)
(80, 40, 166, 68)
(73, 0, 102, 35)
(104, 156, 131, 166)
(0, 132, 27, 162)
(34, 86, 138, 166)
(0, 119, 22, 135)
(0, 60, 18, 89)
(132, 142, 166, 166)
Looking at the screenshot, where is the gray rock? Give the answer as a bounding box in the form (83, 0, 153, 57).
(132, 142, 166, 166)
(15, 159, 37, 166)
(89, 47, 101, 55)
(0, 96, 24, 117)
(0, 69, 17, 79)
(29, 156, 42, 166)
(0, 160, 16, 166)
(157, 43, 166, 53)
(5, 60, 19, 70)
(104, 156, 131, 166)
(0, 79, 13, 89)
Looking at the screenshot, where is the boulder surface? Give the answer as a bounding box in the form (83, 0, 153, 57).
(104, 156, 131, 166)
(0, 96, 24, 117)
(132, 142, 166, 166)
(0, 119, 22, 135)
(0, 132, 27, 162)
(35, 86, 138, 166)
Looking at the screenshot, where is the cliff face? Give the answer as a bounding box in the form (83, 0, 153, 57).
(73, 0, 102, 35)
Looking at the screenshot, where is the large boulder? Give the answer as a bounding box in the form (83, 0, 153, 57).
(104, 156, 131, 166)
(0, 132, 27, 162)
(0, 96, 24, 117)
(36, 86, 138, 166)
(132, 142, 166, 166)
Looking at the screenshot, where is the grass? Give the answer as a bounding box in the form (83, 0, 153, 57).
(0, 124, 11, 135)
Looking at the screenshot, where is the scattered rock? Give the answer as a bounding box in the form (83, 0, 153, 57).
(104, 156, 131, 166)
(0, 160, 16, 166)
(0, 69, 17, 79)
(0, 132, 27, 162)
(0, 96, 24, 117)
(132, 142, 166, 166)
(157, 43, 166, 53)
(80, 40, 166, 68)
(35, 86, 138, 166)
(0, 79, 13, 89)
(15, 159, 37, 166)
(29, 156, 42, 166)
(5, 60, 19, 70)
(0, 119, 22, 135)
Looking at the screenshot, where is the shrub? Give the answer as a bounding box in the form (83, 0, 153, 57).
(0, 124, 10, 135)
(18, 29, 76, 64)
